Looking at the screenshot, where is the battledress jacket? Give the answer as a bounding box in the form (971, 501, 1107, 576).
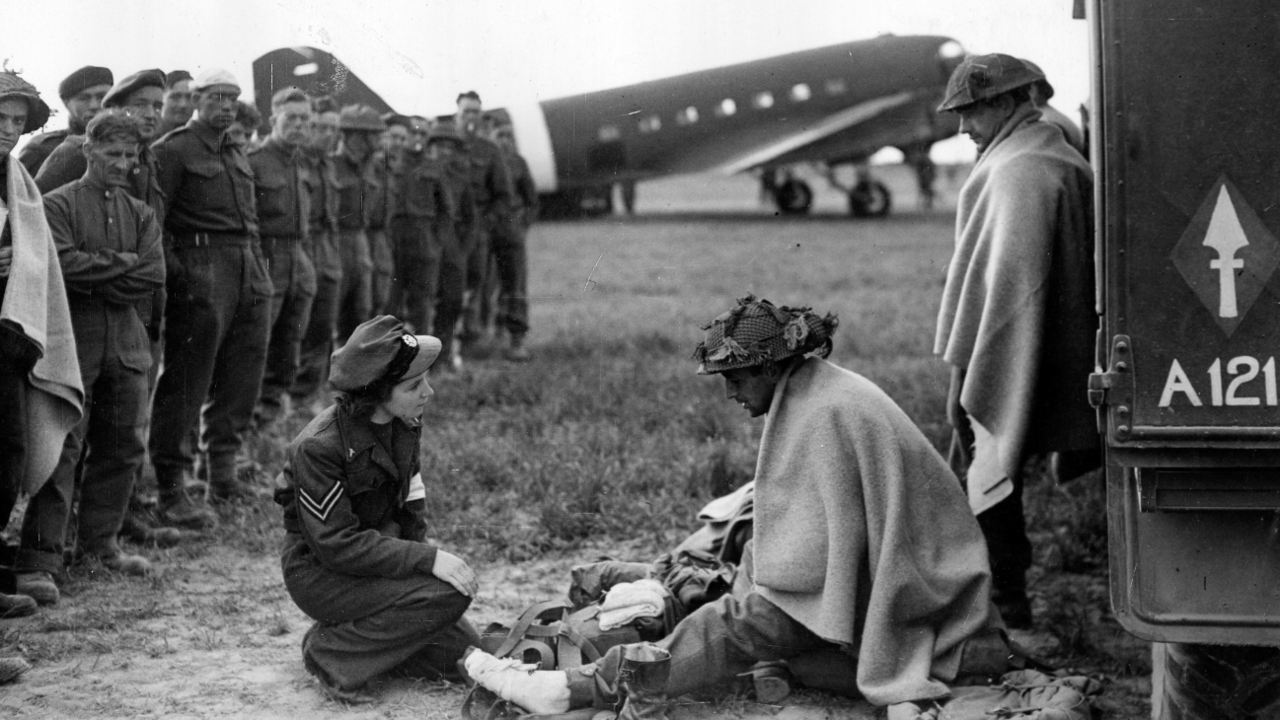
(276, 404, 436, 624)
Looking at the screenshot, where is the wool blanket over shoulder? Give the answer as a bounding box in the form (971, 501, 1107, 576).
(933, 107, 1096, 514)
(751, 357, 995, 706)
(1, 154, 83, 494)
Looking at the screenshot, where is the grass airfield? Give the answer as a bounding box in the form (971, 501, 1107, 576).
(0, 165, 1148, 718)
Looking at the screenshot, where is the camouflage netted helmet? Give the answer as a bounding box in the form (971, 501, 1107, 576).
(936, 53, 1044, 113)
(0, 72, 51, 133)
(693, 295, 838, 375)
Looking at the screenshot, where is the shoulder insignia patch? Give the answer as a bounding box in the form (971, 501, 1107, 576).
(297, 481, 344, 522)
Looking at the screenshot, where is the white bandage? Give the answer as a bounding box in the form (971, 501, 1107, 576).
(406, 472, 426, 502)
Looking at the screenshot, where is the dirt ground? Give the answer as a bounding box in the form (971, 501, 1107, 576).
(0, 531, 1135, 720)
(1, 540, 587, 719)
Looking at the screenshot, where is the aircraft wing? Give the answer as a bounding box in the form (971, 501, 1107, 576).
(713, 89, 923, 174)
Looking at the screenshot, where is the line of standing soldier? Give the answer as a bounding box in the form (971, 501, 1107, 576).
(4, 65, 537, 614)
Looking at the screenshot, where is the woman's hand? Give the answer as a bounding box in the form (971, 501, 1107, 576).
(432, 550, 478, 597)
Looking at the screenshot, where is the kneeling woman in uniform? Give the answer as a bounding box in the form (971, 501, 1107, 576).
(276, 315, 480, 701)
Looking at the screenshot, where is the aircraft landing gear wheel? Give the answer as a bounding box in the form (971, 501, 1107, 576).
(774, 179, 813, 215)
(848, 180, 891, 218)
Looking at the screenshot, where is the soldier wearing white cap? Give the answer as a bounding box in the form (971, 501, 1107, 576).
(149, 68, 273, 525)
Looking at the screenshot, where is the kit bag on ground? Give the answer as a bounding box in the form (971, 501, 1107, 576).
(477, 598, 643, 671)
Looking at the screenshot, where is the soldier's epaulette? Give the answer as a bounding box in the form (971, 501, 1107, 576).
(26, 129, 69, 147)
(152, 124, 192, 146)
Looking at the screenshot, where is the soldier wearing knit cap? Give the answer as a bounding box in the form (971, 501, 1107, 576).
(18, 65, 113, 176)
(149, 67, 273, 518)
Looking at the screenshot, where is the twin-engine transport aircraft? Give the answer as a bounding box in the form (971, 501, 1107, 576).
(254, 35, 965, 218)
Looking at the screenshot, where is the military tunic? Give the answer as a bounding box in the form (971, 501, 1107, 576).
(34, 135, 168, 342)
(432, 158, 477, 358)
(16, 177, 164, 574)
(458, 135, 514, 337)
(292, 149, 343, 399)
(149, 119, 273, 486)
(332, 148, 374, 341)
(17, 129, 70, 177)
(389, 151, 450, 334)
(277, 404, 476, 690)
(250, 139, 317, 419)
(364, 151, 396, 314)
(487, 148, 535, 337)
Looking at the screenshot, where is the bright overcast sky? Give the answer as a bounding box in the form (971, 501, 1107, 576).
(5, 0, 1089, 162)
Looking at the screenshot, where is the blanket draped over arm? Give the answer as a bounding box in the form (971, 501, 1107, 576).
(751, 358, 996, 706)
(1, 155, 84, 494)
(933, 107, 1097, 514)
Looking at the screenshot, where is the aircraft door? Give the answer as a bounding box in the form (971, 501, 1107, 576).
(1090, 0, 1280, 649)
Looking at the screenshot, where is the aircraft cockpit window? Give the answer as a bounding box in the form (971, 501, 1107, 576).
(715, 98, 737, 117)
(638, 115, 662, 133)
(676, 106, 700, 126)
(598, 125, 621, 142)
(790, 84, 811, 102)
(825, 78, 847, 95)
(753, 91, 775, 109)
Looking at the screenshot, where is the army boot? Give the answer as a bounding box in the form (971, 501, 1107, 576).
(208, 453, 269, 503)
(615, 644, 671, 720)
(156, 466, 218, 530)
(505, 333, 532, 362)
(79, 537, 152, 577)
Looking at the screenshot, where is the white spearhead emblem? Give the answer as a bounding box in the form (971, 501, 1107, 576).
(1203, 185, 1249, 318)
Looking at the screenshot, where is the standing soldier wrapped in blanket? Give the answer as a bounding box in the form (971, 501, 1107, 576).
(933, 54, 1098, 629)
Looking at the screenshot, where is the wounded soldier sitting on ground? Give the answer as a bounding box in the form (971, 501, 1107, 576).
(465, 295, 1009, 720)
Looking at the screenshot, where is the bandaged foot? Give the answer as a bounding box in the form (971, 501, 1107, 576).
(463, 648, 571, 715)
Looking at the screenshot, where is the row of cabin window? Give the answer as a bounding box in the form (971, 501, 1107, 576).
(601, 78, 848, 141)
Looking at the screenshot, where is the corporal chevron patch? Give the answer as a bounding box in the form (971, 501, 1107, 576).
(298, 481, 344, 522)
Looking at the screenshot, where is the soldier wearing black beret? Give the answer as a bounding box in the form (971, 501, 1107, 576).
(17, 65, 113, 176)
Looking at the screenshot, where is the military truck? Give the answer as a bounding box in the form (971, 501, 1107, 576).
(1086, 0, 1280, 716)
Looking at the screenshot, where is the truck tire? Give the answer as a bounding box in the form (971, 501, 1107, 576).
(1153, 642, 1280, 719)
